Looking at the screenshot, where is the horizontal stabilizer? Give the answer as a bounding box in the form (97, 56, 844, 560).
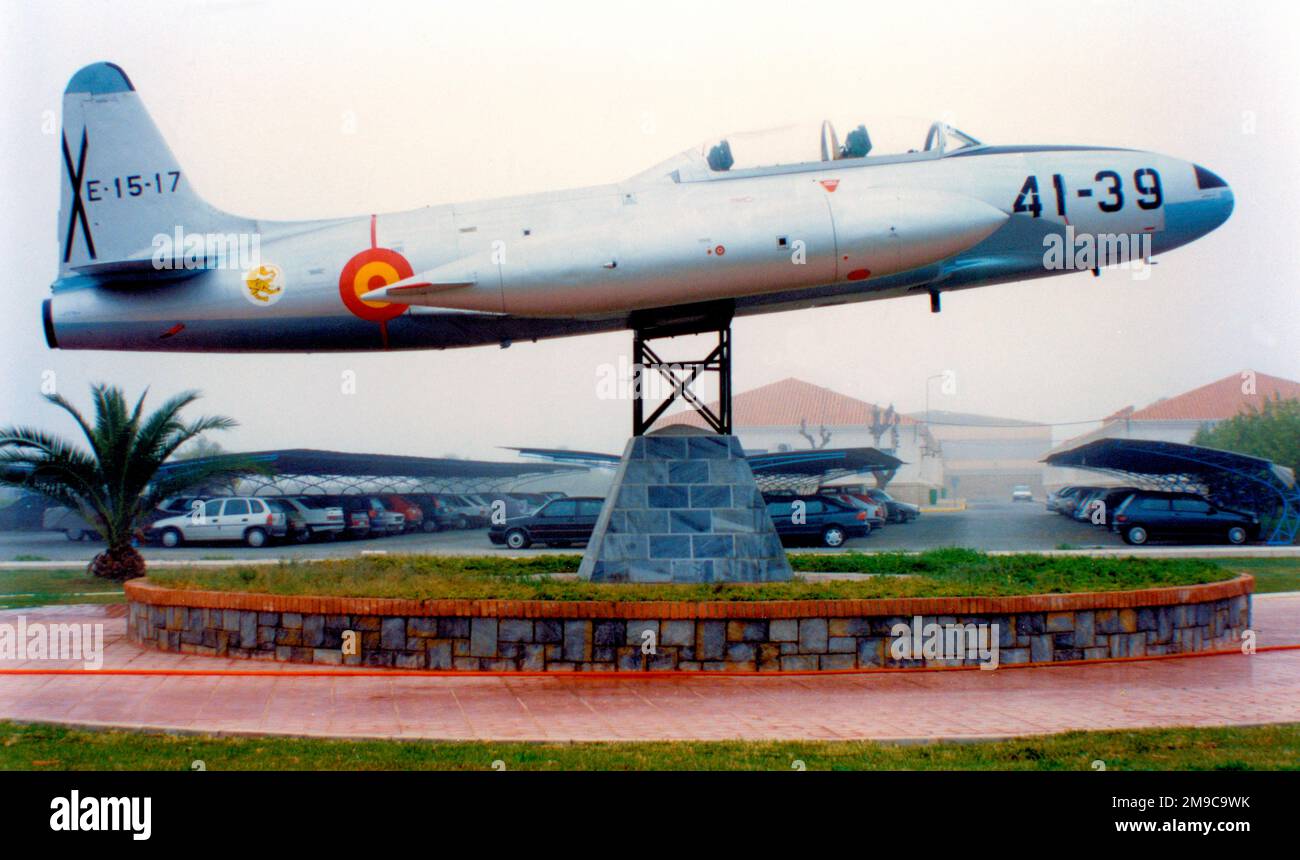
(69, 247, 209, 279)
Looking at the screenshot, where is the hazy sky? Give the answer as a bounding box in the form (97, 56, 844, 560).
(1, 0, 1297, 459)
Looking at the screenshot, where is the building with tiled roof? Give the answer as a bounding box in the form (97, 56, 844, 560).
(1111, 371, 1300, 422)
(664, 377, 922, 430)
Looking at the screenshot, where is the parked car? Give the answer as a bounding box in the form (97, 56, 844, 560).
(147, 496, 285, 548)
(276, 496, 347, 542)
(1070, 488, 1109, 521)
(467, 493, 516, 522)
(147, 495, 206, 526)
(512, 493, 552, 513)
(1045, 486, 1078, 513)
(381, 494, 425, 532)
(1088, 487, 1140, 527)
(494, 492, 549, 518)
(461, 493, 497, 526)
(1011, 484, 1034, 502)
(332, 496, 404, 535)
(42, 506, 100, 541)
(764, 493, 871, 547)
(257, 498, 294, 540)
(817, 490, 887, 528)
(862, 488, 921, 523)
(1110, 491, 1259, 545)
(364, 496, 405, 534)
(319, 495, 375, 539)
(402, 493, 445, 532)
(436, 493, 488, 529)
(1050, 486, 1099, 516)
(488, 497, 605, 549)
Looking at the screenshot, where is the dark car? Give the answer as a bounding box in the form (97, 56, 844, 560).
(764, 494, 871, 547)
(489, 497, 605, 549)
(1110, 491, 1259, 545)
(1084, 487, 1140, 526)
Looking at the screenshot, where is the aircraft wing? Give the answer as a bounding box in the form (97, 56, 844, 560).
(360, 259, 479, 304)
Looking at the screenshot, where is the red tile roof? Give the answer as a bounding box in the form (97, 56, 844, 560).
(664, 377, 920, 428)
(1108, 371, 1300, 422)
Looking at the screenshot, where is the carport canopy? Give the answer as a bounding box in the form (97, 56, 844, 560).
(158, 448, 585, 495)
(508, 446, 905, 492)
(1044, 438, 1299, 544)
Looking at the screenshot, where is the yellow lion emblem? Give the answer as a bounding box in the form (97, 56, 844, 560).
(244, 264, 283, 304)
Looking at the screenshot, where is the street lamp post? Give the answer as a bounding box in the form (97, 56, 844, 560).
(923, 373, 945, 457)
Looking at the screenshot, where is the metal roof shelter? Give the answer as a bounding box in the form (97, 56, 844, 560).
(1044, 438, 1299, 544)
(509, 446, 905, 492)
(158, 448, 584, 496)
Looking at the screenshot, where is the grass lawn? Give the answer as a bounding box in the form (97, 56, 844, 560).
(0, 720, 1294, 770)
(2, 553, 1292, 610)
(1209, 557, 1300, 594)
(0, 568, 124, 610)
(141, 549, 1237, 602)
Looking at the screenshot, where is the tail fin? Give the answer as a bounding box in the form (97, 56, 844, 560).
(58, 62, 245, 276)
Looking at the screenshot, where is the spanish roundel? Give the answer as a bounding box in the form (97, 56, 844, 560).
(338, 247, 413, 323)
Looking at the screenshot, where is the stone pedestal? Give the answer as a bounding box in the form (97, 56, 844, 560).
(578, 433, 792, 583)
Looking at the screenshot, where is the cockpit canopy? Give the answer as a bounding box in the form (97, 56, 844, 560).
(637, 118, 984, 183)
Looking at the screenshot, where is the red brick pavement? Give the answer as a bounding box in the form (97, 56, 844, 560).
(0, 597, 1296, 741)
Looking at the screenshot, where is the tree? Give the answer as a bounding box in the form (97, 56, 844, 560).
(797, 417, 832, 449)
(175, 437, 225, 460)
(1191, 395, 1300, 476)
(0, 384, 263, 580)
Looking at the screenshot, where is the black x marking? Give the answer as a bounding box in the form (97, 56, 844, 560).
(62, 128, 96, 262)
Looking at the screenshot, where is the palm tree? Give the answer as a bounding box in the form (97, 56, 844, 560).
(0, 384, 263, 580)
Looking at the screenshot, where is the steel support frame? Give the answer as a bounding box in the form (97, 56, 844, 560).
(631, 319, 732, 436)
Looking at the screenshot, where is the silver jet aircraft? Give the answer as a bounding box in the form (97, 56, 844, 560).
(45, 62, 1233, 353)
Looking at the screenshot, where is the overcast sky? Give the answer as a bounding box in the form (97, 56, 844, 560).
(1, 0, 1296, 459)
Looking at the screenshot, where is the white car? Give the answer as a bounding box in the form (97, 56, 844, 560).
(148, 497, 285, 548)
(1011, 485, 1034, 502)
(278, 496, 347, 542)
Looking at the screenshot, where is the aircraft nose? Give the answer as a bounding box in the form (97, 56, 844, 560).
(1192, 163, 1233, 232)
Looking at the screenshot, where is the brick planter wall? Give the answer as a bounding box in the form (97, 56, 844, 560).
(124, 576, 1253, 672)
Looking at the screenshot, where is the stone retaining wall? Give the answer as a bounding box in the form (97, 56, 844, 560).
(124, 576, 1253, 672)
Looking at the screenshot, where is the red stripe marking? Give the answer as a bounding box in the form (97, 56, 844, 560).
(1, 645, 1293, 679)
(370, 213, 377, 248)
